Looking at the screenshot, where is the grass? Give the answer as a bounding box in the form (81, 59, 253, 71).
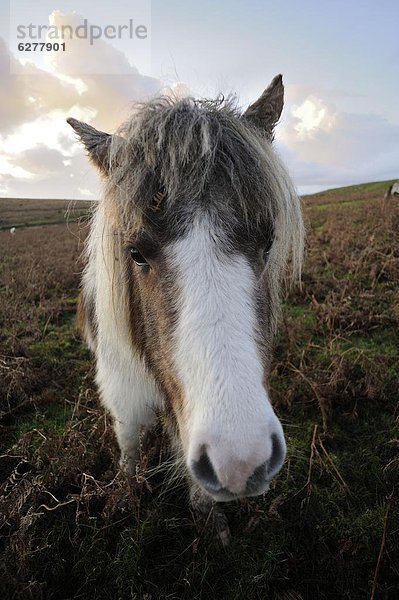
(304, 179, 397, 206)
(0, 197, 92, 230)
(310, 198, 376, 210)
(311, 180, 396, 197)
(0, 188, 398, 599)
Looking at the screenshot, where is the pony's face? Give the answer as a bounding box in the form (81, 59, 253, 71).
(68, 75, 304, 501)
(121, 197, 283, 501)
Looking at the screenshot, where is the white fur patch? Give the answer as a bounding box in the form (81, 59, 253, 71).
(169, 217, 285, 493)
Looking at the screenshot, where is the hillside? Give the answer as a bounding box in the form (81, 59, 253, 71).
(0, 198, 92, 230)
(1, 180, 397, 230)
(303, 179, 397, 206)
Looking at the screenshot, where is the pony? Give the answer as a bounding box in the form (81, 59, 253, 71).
(67, 74, 304, 509)
(384, 182, 399, 200)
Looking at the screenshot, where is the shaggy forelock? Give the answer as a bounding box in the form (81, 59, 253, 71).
(110, 97, 273, 219)
(102, 93, 304, 333)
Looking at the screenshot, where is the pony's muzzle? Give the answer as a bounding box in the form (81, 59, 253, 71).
(189, 432, 286, 501)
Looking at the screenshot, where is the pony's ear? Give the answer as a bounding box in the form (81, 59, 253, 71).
(67, 117, 112, 174)
(243, 74, 284, 139)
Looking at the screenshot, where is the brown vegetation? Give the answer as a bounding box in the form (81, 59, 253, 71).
(0, 186, 398, 599)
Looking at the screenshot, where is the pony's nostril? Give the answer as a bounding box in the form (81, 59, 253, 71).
(246, 434, 286, 496)
(266, 433, 286, 478)
(191, 452, 222, 491)
(246, 462, 268, 495)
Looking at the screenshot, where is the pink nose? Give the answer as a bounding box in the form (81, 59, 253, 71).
(189, 434, 286, 500)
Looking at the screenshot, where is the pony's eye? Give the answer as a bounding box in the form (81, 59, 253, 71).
(129, 247, 148, 267)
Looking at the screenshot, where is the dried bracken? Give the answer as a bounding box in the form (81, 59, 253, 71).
(0, 186, 398, 599)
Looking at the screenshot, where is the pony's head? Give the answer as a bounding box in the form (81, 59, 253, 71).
(68, 75, 304, 501)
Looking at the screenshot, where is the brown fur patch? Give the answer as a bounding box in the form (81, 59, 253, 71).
(122, 245, 189, 443)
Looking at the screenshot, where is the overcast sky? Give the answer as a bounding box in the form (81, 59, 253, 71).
(0, 0, 398, 199)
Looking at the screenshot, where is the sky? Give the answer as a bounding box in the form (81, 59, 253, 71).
(0, 0, 398, 199)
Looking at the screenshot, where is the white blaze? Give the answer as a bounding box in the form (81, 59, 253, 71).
(169, 218, 284, 493)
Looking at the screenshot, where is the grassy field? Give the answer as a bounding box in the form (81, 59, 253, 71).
(0, 183, 398, 599)
(0, 198, 91, 230)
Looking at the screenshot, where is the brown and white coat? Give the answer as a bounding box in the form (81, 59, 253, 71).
(68, 74, 304, 503)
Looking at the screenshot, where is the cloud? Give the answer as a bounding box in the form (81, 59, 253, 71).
(44, 10, 138, 75)
(0, 9, 163, 198)
(43, 11, 161, 131)
(11, 145, 71, 177)
(277, 92, 399, 188)
(78, 187, 95, 198)
(0, 151, 101, 199)
(0, 38, 79, 135)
